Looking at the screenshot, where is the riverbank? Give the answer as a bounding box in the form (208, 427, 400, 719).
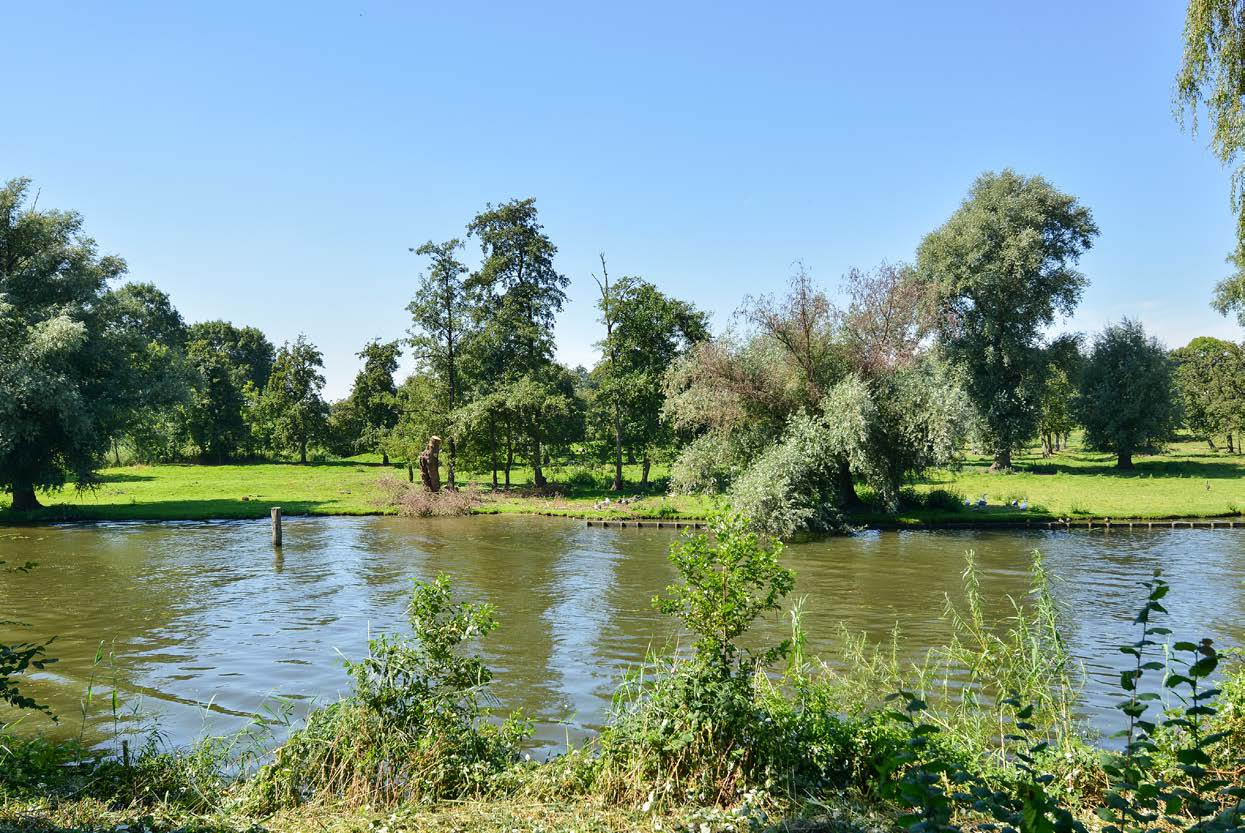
(3, 437, 1244, 525)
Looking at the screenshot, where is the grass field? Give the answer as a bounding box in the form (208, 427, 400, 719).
(2, 435, 1244, 524)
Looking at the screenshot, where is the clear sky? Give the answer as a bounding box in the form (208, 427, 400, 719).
(3, 1, 1239, 398)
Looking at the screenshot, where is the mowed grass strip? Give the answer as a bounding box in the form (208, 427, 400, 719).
(2, 436, 1244, 523)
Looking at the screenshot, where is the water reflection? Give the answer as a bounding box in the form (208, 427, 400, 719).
(1, 518, 1241, 752)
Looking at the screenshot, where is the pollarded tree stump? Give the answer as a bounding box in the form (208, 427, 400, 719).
(418, 436, 442, 493)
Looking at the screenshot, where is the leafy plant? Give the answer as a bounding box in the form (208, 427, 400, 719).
(248, 574, 528, 808)
(596, 511, 795, 804)
(0, 560, 57, 720)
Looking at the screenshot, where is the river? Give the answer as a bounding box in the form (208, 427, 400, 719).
(1, 516, 1242, 754)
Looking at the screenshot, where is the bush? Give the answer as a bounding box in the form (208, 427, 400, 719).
(922, 488, 965, 512)
(729, 413, 847, 538)
(247, 575, 528, 809)
(595, 512, 795, 805)
(562, 468, 601, 489)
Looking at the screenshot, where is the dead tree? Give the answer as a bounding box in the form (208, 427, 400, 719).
(418, 436, 442, 493)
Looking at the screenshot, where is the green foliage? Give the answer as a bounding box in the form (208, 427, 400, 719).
(341, 339, 400, 459)
(0, 560, 57, 719)
(1176, 0, 1245, 318)
(655, 512, 794, 675)
(255, 334, 329, 464)
(0, 177, 184, 508)
(729, 411, 848, 537)
(249, 574, 528, 809)
(1173, 336, 1245, 446)
(1077, 319, 1181, 469)
(408, 238, 472, 483)
(822, 361, 969, 512)
(596, 512, 794, 804)
(183, 320, 276, 461)
(589, 265, 708, 488)
(917, 170, 1098, 470)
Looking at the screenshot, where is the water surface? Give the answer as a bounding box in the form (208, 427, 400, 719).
(2, 516, 1242, 752)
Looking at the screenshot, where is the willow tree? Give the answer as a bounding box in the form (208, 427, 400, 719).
(917, 170, 1098, 470)
(0, 178, 183, 509)
(1177, 0, 1245, 323)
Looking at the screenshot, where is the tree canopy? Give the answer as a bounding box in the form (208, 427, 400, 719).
(1077, 319, 1181, 469)
(0, 178, 181, 508)
(917, 169, 1098, 470)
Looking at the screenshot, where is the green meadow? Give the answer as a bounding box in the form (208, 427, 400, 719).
(4, 435, 1244, 525)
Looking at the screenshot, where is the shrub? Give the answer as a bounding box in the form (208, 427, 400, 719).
(729, 413, 848, 538)
(923, 488, 965, 512)
(595, 512, 795, 805)
(562, 468, 600, 489)
(247, 575, 528, 809)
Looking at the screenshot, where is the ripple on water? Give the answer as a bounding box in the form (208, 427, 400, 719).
(2, 516, 1241, 753)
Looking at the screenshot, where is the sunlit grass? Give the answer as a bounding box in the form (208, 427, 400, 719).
(3, 434, 1243, 523)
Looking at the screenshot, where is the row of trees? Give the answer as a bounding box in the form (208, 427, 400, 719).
(0, 171, 1237, 528)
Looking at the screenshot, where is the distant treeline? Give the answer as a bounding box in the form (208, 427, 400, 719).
(1, 173, 1240, 531)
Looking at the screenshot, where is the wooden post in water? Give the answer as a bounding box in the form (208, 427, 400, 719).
(271, 506, 282, 547)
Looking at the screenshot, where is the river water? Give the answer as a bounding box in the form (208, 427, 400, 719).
(1, 516, 1242, 753)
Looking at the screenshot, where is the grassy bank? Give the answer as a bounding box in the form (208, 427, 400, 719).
(3, 437, 1245, 524)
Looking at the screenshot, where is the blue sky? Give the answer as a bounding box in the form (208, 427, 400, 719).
(3, 1, 1238, 397)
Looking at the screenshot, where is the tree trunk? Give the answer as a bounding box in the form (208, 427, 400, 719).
(299, 440, 308, 465)
(990, 448, 1012, 472)
(504, 431, 513, 490)
(1208, 437, 1218, 451)
(1117, 451, 1134, 469)
(447, 436, 457, 489)
(10, 481, 39, 511)
(113, 439, 122, 467)
(1229, 433, 1236, 454)
(489, 416, 498, 490)
(611, 405, 623, 491)
(407, 463, 414, 483)
(382, 452, 390, 466)
(1041, 434, 1051, 458)
(640, 453, 651, 487)
(532, 438, 547, 488)
(836, 460, 861, 507)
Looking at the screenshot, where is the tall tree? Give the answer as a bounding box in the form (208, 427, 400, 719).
(1172, 335, 1245, 450)
(408, 239, 471, 487)
(1077, 320, 1181, 469)
(259, 335, 329, 464)
(465, 198, 569, 487)
(345, 339, 401, 464)
(0, 178, 180, 509)
(592, 257, 708, 488)
(183, 320, 275, 461)
(1176, 0, 1245, 323)
(102, 282, 194, 463)
(917, 169, 1098, 470)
